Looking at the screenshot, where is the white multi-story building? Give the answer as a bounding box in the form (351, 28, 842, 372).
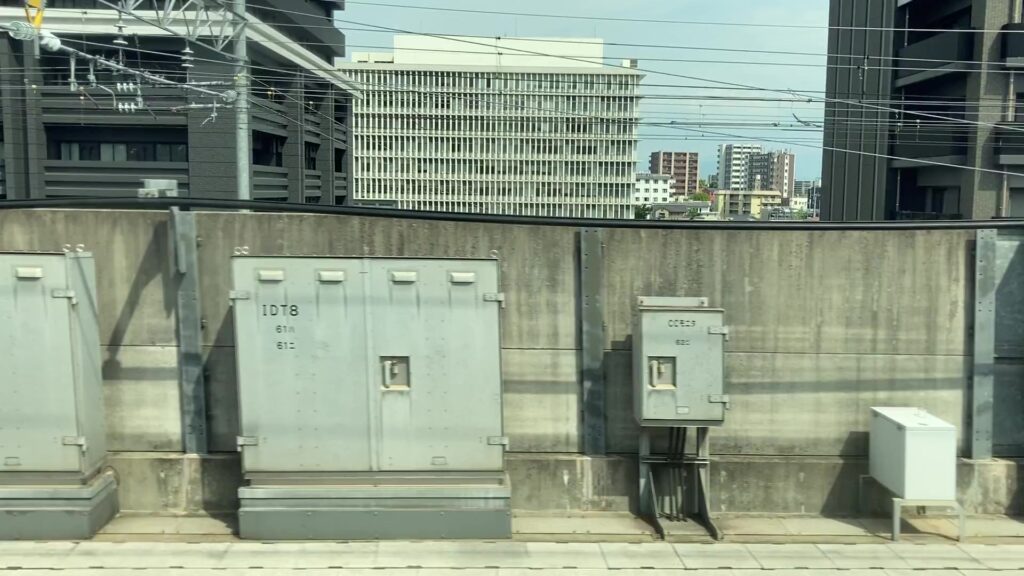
(634, 173, 674, 206)
(338, 36, 642, 218)
(717, 144, 762, 191)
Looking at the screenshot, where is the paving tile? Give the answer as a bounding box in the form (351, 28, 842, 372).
(373, 541, 605, 569)
(889, 543, 986, 569)
(0, 541, 76, 569)
(674, 543, 761, 569)
(61, 542, 231, 569)
(960, 543, 1024, 570)
(732, 571, 874, 576)
(817, 543, 911, 569)
(744, 543, 836, 569)
(598, 542, 682, 569)
(219, 542, 378, 569)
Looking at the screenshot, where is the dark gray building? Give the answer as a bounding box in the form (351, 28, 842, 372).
(822, 0, 1023, 220)
(0, 0, 353, 203)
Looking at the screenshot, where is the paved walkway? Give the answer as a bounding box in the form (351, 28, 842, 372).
(3, 541, 1024, 574)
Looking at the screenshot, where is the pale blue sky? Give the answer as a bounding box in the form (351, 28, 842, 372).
(339, 0, 829, 180)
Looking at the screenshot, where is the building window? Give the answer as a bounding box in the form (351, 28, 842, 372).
(47, 141, 187, 162)
(252, 131, 285, 167)
(304, 142, 320, 171)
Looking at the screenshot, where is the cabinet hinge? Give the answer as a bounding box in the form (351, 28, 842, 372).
(487, 436, 510, 446)
(229, 290, 251, 301)
(62, 436, 87, 453)
(236, 436, 259, 451)
(708, 326, 730, 341)
(51, 289, 78, 305)
(709, 394, 732, 410)
(484, 292, 506, 308)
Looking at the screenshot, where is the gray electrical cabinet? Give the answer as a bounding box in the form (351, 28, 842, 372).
(0, 252, 118, 539)
(633, 297, 729, 427)
(231, 256, 510, 540)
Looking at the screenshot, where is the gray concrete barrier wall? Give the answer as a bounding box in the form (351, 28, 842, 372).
(0, 209, 1006, 516)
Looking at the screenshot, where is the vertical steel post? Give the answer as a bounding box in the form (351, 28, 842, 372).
(579, 228, 606, 455)
(171, 209, 207, 454)
(971, 229, 998, 460)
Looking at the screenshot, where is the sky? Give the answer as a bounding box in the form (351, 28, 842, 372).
(339, 0, 829, 180)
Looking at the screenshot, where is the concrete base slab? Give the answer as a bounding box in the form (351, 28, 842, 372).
(239, 507, 512, 540)
(512, 512, 654, 541)
(0, 473, 118, 540)
(98, 513, 236, 538)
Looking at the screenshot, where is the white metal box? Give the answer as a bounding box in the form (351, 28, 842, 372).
(869, 407, 957, 501)
(0, 252, 107, 479)
(633, 297, 729, 427)
(231, 257, 506, 474)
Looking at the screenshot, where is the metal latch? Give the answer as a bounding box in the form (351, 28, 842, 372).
(62, 436, 87, 453)
(487, 436, 510, 446)
(51, 289, 78, 305)
(709, 394, 732, 410)
(229, 290, 251, 301)
(236, 436, 259, 451)
(484, 292, 506, 308)
(708, 326, 731, 341)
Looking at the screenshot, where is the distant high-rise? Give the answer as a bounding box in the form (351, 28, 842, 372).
(649, 151, 699, 196)
(717, 144, 762, 191)
(749, 150, 796, 198)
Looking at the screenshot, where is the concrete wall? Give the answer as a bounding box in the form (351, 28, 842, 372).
(0, 209, 1010, 517)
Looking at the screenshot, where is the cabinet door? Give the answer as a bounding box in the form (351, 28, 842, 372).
(0, 255, 80, 473)
(233, 258, 370, 472)
(369, 260, 504, 472)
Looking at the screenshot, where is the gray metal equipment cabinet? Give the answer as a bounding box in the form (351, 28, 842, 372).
(0, 252, 118, 539)
(634, 296, 728, 540)
(231, 256, 510, 540)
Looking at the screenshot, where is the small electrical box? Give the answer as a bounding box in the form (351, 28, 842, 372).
(633, 297, 729, 427)
(870, 407, 957, 501)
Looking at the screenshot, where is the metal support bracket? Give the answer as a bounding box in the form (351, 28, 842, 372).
(579, 228, 606, 456)
(483, 292, 506, 307)
(487, 436, 509, 446)
(229, 290, 251, 301)
(709, 394, 731, 409)
(639, 427, 722, 541)
(708, 326, 731, 341)
(170, 208, 208, 455)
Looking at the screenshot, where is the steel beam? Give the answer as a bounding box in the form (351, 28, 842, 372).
(579, 228, 606, 455)
(171, 208, 208, 454)
(971, 228, 997, 460)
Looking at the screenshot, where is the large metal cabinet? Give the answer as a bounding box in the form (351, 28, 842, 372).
(231, 256, 509, 540)
(0, 252, 118, 540)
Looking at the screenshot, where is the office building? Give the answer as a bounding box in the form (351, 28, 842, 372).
(634, 173, 674, 206)
(649, 151, 699, 196)
(822, 0, 1024, 220)
(717, 144, 762, 191)
(0, 0, 354, 203)
(339, 36, 642, 218)
(750, 150, 796, 198)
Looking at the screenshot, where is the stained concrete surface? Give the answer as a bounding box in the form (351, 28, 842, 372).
(6, 540, 1024, 573)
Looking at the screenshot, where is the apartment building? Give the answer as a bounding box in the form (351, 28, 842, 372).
(339, 36, 642, 218)
(717, 144, 762, 191)
(634, 173, 674, 206)
(749, 150, 796, 198)
(649, 151, 699, 196)
(0, 0, 354, 203)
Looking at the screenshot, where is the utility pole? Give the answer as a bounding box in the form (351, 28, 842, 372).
(234, 0, 250, 201)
